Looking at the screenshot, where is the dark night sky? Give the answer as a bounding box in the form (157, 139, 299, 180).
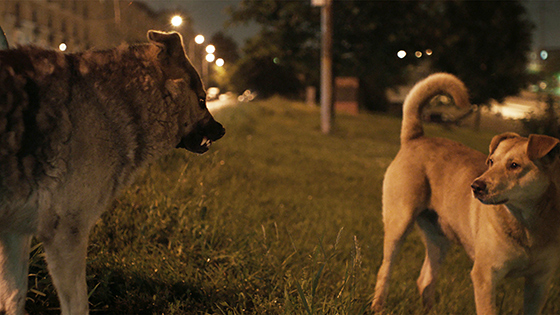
(144, 0, 560, 49)
(143, 0, 257, 45)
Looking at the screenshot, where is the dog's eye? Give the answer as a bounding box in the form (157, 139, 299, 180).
(487, 158, 493, 167)
(198, 98, 206, 109)
(509, 162, 520, 170)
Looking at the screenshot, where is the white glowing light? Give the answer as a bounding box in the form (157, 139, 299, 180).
(215, 58, 224, 67)
(171, 15, 183, 27)
(397, 50, 406, 59)
(194, 35, 205, 44)
(206, 53, 215, 62)
(205, 45, 216, 54)
(59, 43, 67, 51)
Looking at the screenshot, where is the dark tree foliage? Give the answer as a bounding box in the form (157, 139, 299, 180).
(210, 32, 240, 64)
(229, 0, 533, 109)
(228, 32, 304, 98)
(228, 1, 320, 98)
(426, 1, 533, 105)
(332, 1, 430, 110)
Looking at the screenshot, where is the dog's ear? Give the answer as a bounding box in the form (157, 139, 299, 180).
(147, 30, 185, 59)
(489, 132, 521, 155)
(527, 134, 560, 161)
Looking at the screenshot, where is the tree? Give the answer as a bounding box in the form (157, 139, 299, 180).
(426, 1, 533, 105)
(227, 33, 304, 98)
(210, 32, 240, 64)
(229, 0, 533, 109)
(206, 32, 240, 90)
(331, 1, 431, 110)
(228, 1, 320, 98)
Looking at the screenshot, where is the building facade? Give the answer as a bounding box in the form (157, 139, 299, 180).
(0, 0, 194, 52)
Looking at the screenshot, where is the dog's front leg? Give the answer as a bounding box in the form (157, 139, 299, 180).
(40, 218, 90, 315)
(471, 262, 500, 315)
(524, 273, 553, 315)
(0, 233, 32, 315)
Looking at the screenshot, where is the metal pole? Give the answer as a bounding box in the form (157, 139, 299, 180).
(113, 0, 121, 25)
(203, 59, 208, 88)
(189, 39, 195, 63)
(320, 0, 334, 134)
(0, 26, 8, 49)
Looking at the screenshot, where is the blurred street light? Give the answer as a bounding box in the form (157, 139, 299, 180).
(206, 44, 216, 54)
(203, 52, 216, 87)
(59, 43, 67, 51)
(397, 50, 407, 59)
(195, 35, 205, 45)
(216, 58, 225, 67)
(171, 15, 183, 27)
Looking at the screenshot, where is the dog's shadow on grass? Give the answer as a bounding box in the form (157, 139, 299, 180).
(26, 247, 245, 314)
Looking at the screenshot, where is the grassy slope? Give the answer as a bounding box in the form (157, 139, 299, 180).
(25, 98, 560, 314)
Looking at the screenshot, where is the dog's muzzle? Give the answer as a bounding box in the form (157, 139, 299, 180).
(177, 120, 225, 154)
(471, 179, 508, 205)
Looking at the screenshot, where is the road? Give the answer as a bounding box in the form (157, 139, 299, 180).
(207, 94, 238, 113)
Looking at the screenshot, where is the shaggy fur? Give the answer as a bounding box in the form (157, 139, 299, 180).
(372, 73, 560, 315)
(0, 31, 224, 315)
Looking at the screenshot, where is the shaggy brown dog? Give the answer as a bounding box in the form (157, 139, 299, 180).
(0, 31, 224, 315)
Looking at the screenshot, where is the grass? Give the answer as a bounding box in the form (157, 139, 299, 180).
(24, 97, 560, 314)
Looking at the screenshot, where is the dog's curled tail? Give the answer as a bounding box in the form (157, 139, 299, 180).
(401, 72, 470, 143)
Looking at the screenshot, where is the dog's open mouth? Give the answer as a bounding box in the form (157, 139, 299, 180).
(200, 136, 212, 151)
(178, 134, 214, 154)
(177, 122, 225, 154)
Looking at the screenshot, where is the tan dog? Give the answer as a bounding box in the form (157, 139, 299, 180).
(371, 73, 560, 315)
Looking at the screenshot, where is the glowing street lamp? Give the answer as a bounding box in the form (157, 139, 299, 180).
(59, 43, 67, 51)
(206, 53, 215, 63)
(194, 35, 205, 45)
(171, 15, 183, 27)
(205, 44, 216, 54)
(215, 58, 224, 67)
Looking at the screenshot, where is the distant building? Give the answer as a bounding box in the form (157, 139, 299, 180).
(0, 0, 195, 52)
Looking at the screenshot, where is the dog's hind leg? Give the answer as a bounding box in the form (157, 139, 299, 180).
(372, 164, 429, 312)
(0, 233, 32, 315)
(371, 189, 422, 311)
(415, 210, 450, 310)
(40, 218, 90, 315)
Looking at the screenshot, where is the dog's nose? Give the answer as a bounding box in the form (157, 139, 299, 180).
(471, 179, 487, 195)
(210, 122, 225, 141)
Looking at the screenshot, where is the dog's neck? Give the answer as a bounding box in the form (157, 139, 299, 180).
(504, 183, 560, 247)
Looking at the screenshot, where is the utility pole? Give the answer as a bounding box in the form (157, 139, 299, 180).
(313, 0, 334, 134)
(0, 26, 8, 49)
